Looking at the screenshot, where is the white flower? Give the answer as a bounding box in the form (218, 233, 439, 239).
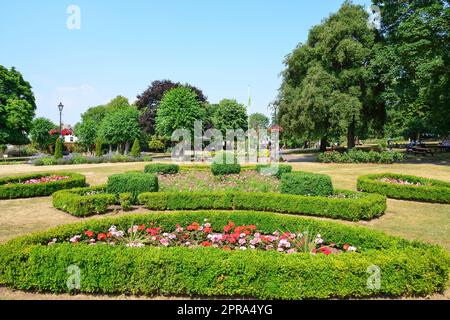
(347, 246, 357, 252)
(70, 235, 81, 243)
(239, 246, 247, 250)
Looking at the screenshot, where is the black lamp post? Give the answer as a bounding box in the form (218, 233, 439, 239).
(58, 102, 64, 140)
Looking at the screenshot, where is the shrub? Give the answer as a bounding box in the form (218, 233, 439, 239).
(119, 192, 133, 211)
(0, 211, 447, 299)
(52, 186, 116, 217)
(357, 173, 450, 204)
(107, 173, 158, 203)
(54, 138, 63, 159)
(130, 138, 141, 158)
(41, 157, 57, 166)
(148, 137, 165, 152)
(0, 172, 86, 199)
(141, 155, 153, 162)
(256, 164, 292, 178)
(144, 163, 179, 174)
(211, 162, 241, 175)
(281, 172, 333, 197)
(138, 190, 386, 221)
(72, 155, 88, 164)
(317, 150, 404, 164)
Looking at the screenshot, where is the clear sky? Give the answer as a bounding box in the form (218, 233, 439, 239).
(0, 0, 371, 125)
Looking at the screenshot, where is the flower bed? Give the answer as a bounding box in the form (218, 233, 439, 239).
(57, 219, 357, 255)
(138, 190, 386, 221)
(16, 175, 70, 184)
(357, 173, 450, 204)
(0, 211, 447, 299)
(0, 172, 86, 199)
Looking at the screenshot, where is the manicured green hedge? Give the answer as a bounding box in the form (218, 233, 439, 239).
(0, 172, 86, 199)
(0, 211, 447, 299)
(317, 150, 404, 164)
(357, 173, 450, 204)
(256, 164, 292, 178)
(144, 163, 179, 174)
(281, 172, 333, 197)
(107, 173, 158, 203)
(138, 190, 386, 221)
(211, 163, 241, 175)
(52, 185, 117, 217)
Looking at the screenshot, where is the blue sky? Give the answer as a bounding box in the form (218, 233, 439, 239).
(0, 0, 371, 125)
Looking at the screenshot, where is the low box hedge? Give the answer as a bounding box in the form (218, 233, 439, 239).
(138, 190, 386, 221)
(211, 163, 241, 175)
(357, 173, 450, 204)
(107, 172, 158, 203)
(0, 172, 86, 199)
(281, 172, 333, 197)
(0, 211, 447, 299)
(256, 164, 292, 178)
(144, 163, 179, 174)
(52, 186, 117, 217)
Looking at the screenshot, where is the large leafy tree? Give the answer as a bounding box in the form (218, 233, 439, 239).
(98, 106, 142, 154)
(136, 80, 207, 134)
(211, 99, 248, 135)
(74, 95, 131, 150)
(249, 113, 270, 130)
(0, 66, 36, 145)
(30, 117, 57, 152)
(156, 87, 206, 137)
(373, 0, 450, 138)
(278, 2, 378, 149)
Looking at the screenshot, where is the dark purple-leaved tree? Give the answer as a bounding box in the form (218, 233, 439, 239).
(136, 80, 207, 134)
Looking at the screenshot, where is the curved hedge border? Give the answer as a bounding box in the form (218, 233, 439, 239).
(138, 190, 386, 221)
(0, 172, 86, 199)
(0, 211, 447, 299)
(357, 173, 450, 204)
(52, 186, 117, 217)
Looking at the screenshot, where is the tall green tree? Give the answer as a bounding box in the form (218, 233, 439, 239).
(278, 2, 378, 149)
(30, 118, 57, 152)
(98, 106, 142, 154)
(249, 113, 270, 130)
(0, 66, 36, 145)
(136, 80, 207, 134)
(156, 87, 206, 137)
(373, 0, 450, 138)
(74, 95, 132, 151)
(211, 99, 248, 135)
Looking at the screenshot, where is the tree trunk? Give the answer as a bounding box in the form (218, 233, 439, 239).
(124, 141, 130, 155)
(347, 120, 356, 150)
(319, 138, 328, 152)
(109, 144, 112, 153)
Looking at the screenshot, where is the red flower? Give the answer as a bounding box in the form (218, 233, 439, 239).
(228, 236, 237, 244)
(187, 222, 200, 231)
(146, 227, 160, 235)
(343, 244, 350, 251)
(223, 245, 231, 251)
(223, 225, 232, 233)
(249, 225, 257, 231)
(201, 241, 212, 247)
(97, 233, 107, 241)
(228, 221, 235, 228)
(204, 227, 212, 233)
(84, 230, 94, 238)
(138, 224, 146, 231)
